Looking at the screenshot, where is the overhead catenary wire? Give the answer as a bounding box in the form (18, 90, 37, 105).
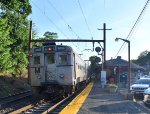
(47, 0, 82, 40)
(31, 0, 83, 53)
(31, 0, 70, 40)
(47, 0, 83, 52)
(115, 0, 150, 58)
(77, 0, 94, 40)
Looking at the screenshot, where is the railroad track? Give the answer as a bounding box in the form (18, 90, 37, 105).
(10, 83, 87, 114)
(0, 90, 32, 107)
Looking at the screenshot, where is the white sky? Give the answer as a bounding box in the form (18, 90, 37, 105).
(29, 0, 150, 61)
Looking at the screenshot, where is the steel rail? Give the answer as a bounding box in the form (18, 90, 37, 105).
(0, 90, 32, 107)
(9, 82, 87, 114)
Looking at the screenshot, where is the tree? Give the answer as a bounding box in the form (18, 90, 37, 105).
(88, 56, 99, 78)
(132, 50, 150, 66)
(43, 31, 58, 39)
(138, 50, 149, 59)
(32, 22, 39, 40)
(33, 31, 58, 46)
(0, 18, 12, 72)
(0, 0, 31, 75)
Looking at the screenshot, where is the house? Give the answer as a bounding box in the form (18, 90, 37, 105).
(104, 56, 145, 87)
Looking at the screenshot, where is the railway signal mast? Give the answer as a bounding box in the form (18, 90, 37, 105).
(98, 23, 112, 68)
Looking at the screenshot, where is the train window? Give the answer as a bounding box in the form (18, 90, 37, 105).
(34, 56, 40, 65)
(78, 65, 81, 69)
(46, 54, 55, 64)
(59, 55, 67, 65)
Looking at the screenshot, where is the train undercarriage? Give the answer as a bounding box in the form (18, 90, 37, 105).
(32, 81, 87, 98)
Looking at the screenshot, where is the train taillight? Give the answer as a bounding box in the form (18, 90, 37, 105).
(48, 47, 52, 51)
(44, 46, 55, 52)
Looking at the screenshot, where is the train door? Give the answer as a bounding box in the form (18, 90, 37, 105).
(45, 53, 57, 82)
(73, 53, 76, 80)
(30, 53, 45, 86)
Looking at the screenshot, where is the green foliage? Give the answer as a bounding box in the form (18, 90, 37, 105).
(11, 51, 28, 75)
(33, 31, 58, 46)
(89, 55, 99, 68)
(0, 1, 58, 76)
(88, 56, 98, 76)
(132, 50, 150, 66)
(43, 31, 58, 39)
(32, 22, 38, 40)
(0, 16, 12, 72)
(0, 0, 31, 75)
(0, 0, 31, 17)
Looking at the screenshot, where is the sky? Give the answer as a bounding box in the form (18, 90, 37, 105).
(29, 0, 150, 61)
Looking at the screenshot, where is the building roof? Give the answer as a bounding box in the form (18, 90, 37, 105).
(105, 56, 145, 69)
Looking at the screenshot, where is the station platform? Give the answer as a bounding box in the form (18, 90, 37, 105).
(60, 81, 150, 114)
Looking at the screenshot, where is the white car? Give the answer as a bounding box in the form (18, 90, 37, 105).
(143, 88, 150, 107)
(130, 78, 150, 98)
(139, 75, 150, 79)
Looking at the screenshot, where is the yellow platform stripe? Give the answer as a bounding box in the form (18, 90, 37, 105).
(59, 82, 94, 114)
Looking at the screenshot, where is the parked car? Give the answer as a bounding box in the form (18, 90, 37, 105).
(139, 75, 150, 79)
(143, 88, 150, 107)
(130, 78, 150, 98)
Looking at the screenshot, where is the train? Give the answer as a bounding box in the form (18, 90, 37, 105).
(29, 43, 89, 96)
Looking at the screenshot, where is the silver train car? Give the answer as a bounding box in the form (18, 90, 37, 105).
(29, 44, 88, 96)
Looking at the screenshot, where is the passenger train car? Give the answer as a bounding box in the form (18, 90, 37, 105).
(29, 43, 88, 96)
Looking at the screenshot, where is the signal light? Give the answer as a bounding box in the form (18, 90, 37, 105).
(48, 48, 52, 51)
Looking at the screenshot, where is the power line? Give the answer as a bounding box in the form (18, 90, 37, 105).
(46, 0, 83, 52)
(31, 0, 87, 53)
(115, 0, 150, 58)
(77, 0, 94, 39)
(47, 0, 82, 39)
(31, 0, 70, 39)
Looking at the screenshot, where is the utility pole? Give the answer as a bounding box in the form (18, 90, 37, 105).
(98, 23, 112, 68)
(29, 21, 32, 50)
(28, 21, 32, 84)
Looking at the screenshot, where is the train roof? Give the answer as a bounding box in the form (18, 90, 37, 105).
(31, 44, 81, 55)
(30, 44, 86, 63)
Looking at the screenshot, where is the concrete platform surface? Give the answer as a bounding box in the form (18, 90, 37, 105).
(78, 82, 150, 114)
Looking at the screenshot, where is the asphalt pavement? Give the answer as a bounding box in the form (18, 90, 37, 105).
(78, 82, 150, 114)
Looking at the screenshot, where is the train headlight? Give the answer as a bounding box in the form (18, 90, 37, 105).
(59, 74, 65, 78)
(37, 74, 41, 79)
